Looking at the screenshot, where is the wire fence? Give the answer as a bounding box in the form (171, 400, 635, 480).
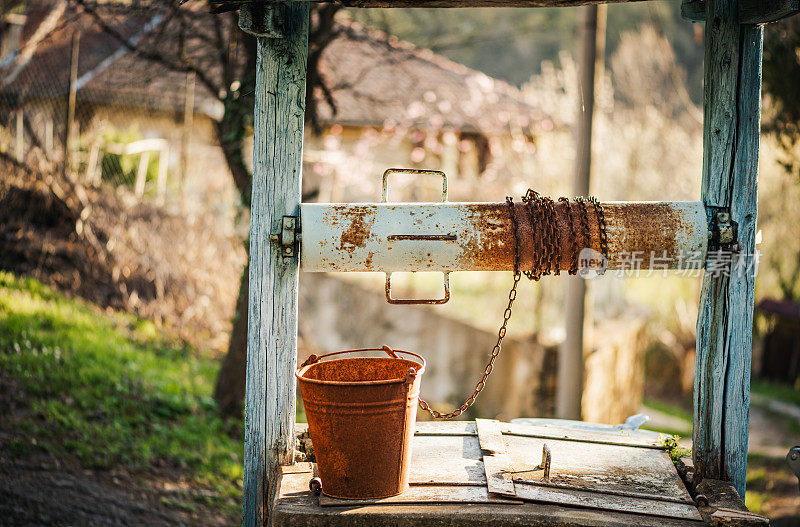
(0, 1, 241, 213)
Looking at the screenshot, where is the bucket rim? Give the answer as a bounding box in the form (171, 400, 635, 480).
(295, 347, 426, 387)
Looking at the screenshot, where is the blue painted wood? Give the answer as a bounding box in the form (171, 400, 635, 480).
(694, 0, 762, 498)
(242, 3, 309, 526)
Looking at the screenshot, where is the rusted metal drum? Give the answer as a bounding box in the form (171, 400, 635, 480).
(296, 347, 425, 499)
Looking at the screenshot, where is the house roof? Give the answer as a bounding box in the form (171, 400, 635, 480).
(1, 3, 542, 135)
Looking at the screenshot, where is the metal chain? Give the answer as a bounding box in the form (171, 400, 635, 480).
(558, 197, 578, 275)
(587, 197, 609, 265)
(574, 197, 591, 256)
(541, 196, 560, 275)
(522, 190, 542, 281)
(418, 197, 521, 419)
(418, 192, 606, 419)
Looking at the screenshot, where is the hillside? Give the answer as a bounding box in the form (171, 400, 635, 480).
(0, 272, 242, 525)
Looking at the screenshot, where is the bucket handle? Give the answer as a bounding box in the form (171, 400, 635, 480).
(300, 346, 424, 383)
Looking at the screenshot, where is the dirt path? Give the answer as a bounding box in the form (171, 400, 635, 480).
(0, 453, 234, 526)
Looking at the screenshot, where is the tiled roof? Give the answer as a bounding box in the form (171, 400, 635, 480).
(1, 4, 542, 134)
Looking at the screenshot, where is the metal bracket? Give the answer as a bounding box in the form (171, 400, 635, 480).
(238, 3, 284, 38)
(385, 272, 450, 305)
(269, 215, 300, 258)
(707, 206, 739, 253)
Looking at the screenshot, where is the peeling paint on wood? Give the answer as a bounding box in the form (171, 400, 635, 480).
(243, 3, 309, 526)
(694, 0, 762, 498)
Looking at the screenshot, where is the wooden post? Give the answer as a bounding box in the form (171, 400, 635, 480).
(242, 3, 309, 526)
(558, 4, 605, 420)
(694, 0, 762, 497)
(64, 30, 80, 175)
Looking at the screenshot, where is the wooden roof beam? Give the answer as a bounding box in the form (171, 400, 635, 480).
(682, 0, 800, 24)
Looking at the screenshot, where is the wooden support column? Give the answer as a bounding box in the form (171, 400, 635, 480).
(694, 0, 762, 497)
(242, 3, 309, 526)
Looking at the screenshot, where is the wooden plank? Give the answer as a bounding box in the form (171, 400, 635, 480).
(483, 454, 516, 497)
(513, 485, 704, 522)
(501, 422, 664, 449)
(242, 3, 309, 527)
(476, 419, 516, 497)
(476, 418, 506, 454)
(409, 434, 486, 485)
(274, 464, 709, 527)
(220, 0, 652, 9)
(415, 421, 477, 435)
(682, 0, 800, 23)
(503, 434, 694, 504)
(319, 485, 522, 506)
(694, 0, 762, 497)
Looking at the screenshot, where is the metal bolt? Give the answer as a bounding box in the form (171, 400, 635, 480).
(792, 452, 798, 461)
(717, 211, 730, 223)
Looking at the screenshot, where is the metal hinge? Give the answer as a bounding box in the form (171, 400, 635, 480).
(707, 207, 739, 253)
(269, 215, 300, 257)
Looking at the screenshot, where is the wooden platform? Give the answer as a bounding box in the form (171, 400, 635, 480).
(271, 420, 766, 526)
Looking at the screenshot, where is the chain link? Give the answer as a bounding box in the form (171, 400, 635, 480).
(418, 192, 607, 419)
(559, 197, 579, 275)
(587, 196, 609, 272)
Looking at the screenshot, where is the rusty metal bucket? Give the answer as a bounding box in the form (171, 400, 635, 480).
(296, 346, 425, 499)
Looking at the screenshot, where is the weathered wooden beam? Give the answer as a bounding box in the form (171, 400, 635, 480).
(682, 0, 800, 23)
(694, 0, 762, 498)
(215, 0, 645, 9)
(241, 2, 309, 526)
(300, 201, 708, 272)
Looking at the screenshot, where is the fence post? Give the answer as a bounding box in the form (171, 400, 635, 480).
(694, 0, 762, 497)
(241, 3, 309, 526)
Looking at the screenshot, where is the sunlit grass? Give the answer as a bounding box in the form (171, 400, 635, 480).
(0, 272, 243, 517)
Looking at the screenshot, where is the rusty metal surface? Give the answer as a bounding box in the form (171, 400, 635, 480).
(300, 201, 707, 272)
(296, 348, 425, 499)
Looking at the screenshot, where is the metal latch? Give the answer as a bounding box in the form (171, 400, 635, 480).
(269, 215, 300, 257)
(707, 207, 739, 252)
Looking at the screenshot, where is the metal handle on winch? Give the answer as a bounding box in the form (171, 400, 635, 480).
(385, 271, 451, 305)
(382, 168, 447, 203)
(381, 168, 452, 305)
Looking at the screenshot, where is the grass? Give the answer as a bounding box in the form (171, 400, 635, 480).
(643, 397, 693, 422)
(751, 380, 800, 407)
(0, 271, 243, 518)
